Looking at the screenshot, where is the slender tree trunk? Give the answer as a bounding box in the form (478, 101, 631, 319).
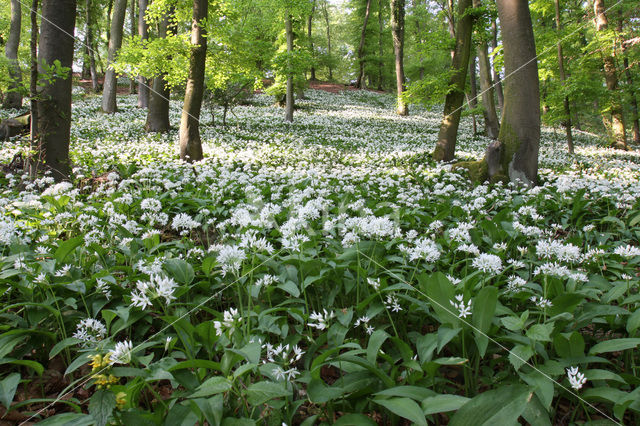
(285, 14, 294, 122)
(492, 0, 540, 186)
(618, 19, 640, 144)
(28, 0, 39, 173)
(391, 0, 408, 115)
(36, 0, 77, 182)
(433, 0, 474, 162)
(491, 19, 504, 111)
(146, 11, 171, 132)
(85, 0, 99, 92)
(179, 0, 207, 162)
(473, 0, 499, 139)
(323, 0, 333, 80)
(356, 0, 373, 89)
(82, 22, 91, 79)
(377, 0, 384, 90)
(594, 0, 626, 149)
(468, 55, 477, 134)
(137, 0, 149, 107)
(554, 0, 574, 153)
(3, 0, 23, 109)
(308, 0, 316, 81)
(128, 0, 137, 94)
(101, 0, 127, 113)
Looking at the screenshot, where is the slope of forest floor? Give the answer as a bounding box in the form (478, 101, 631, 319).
(0, 89, 639, 425)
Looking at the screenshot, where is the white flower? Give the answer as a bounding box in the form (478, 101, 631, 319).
(505, 275, 527, 293)
(308, 309, 335, 330)
(451, 294, 472, 318)
(385, 294, 402, 312)
(73, 318, 107, 347)
(566, 366, 587, 390)
(171, 213, 199, 234)
(108, 340, 133, 365)
(530, 296, 553, 308)
(613, 245, 640, 258)
(367, 277, 380, 291)
(472, 253, 503, 275)
(214, 308, 240, 336)
(217, 245, 246, 276)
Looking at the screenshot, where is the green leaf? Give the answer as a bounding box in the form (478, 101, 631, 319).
(449, 385, 532, 426)
(526, 323, 553, 342)
(189, 376, 232, 398)
(0, 373, 20, 409)
(588, 338, 640, 355)
(421, 394, 470, 415)
(367, 329, 390, 364)
(164, 403, 198, 426)
(164, 258, 195, 285)
(374, 397, 428, 426)
(49, 337, 82, 359)
(418, 272, 457, 326)
(626, 309, 640, 334)
(508, 345, 534, 371)
(246, 381, 292, 405)
(37, 413, 93, 426)
(333, 413, 377, 425)
(374, 386, 436, 401)
(55, 236, 84, 263)
(89, 389, 116, 426)
(307, 377, 344, 403)
(472, 287, 497, 357)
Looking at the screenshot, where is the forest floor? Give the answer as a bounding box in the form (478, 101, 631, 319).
(0, 89, 639, 425)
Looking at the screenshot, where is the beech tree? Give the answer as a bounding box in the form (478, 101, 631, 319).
(2, 0, 23, 109)
(137, 0, 149, 108)
(355, 0, 372, 89)
(145, 10, 172, 133)
(102, 0, 127, 113)
(390, 0, 408, 116)
(473, 0, 499, 139)
(36, 0, 77, 181)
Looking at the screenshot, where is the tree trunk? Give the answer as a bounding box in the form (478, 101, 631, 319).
(492, 0, 540, 186)
(356, 0, 373, 89)
(308, 0, 316, 81)
(554, 0, 574, 154)
(594, 0, 626, 149)
(391, 0, 408, 115)
(491, 19, 504, 111)
(285, 14, 294, 122)
(179, 0, 207, 162)
(101, 0, 127, 113)
(146, 12, 171, 132)
(137, 0, 149, 107)
(473, 0, 499, 139)
(323, 0, 333, 80)
(36, 0, 76, 182)
(432, 0, 474, 162)
(128, 0, 137, 94)
(377, 0, 384, 90)
(85, 0, 99, 92)
(28, 0, 39, 170)
(619, 19, 640, 144)
(3, 0, 23, 109)
(468, 55, 477, 135)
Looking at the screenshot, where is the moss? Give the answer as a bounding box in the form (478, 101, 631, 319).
(451, 159, 488, 183)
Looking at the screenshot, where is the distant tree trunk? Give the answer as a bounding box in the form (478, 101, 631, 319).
(82, 11, 91, 80)
(473, 0, 499, 139)
(3, 0, 23, 109)
(492, 0, 540, 186)
(146, 11, 171, 132)
(554, 0, 574, 154)
(29, 0, 39, 160)
(432, 0, 473, 162)
(491, 19, 504, 111)
(85, 0, 99, 92)
(137, 0, 149, 107)
(102, 0, 127, 113)
(36, 0, 76, 181)
(619, 19, 640, 144)
(377, 0, 384, 90)
(467, 55, 477, 135)
(285, 14, 294, 122)
(391, 0, 408, 115)
(128, 0, 137, 94)
(308, 0, 316, 81)
(356, 0, 373, 89)
(179, 0, 207, 162)
(323, 0, 333, 80)
(593, 0, 626, 149)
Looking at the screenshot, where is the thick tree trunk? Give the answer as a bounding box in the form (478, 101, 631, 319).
(36, 0, 76, 181)
(146, 12, 171, 132)
(137, 0, 149, 108)
(101, 0, 127, 113)
(493, 0, 540, 186)
(3, 0, 23, 109)
(432, 0, 473, 162)
(618, 19, 640, 144)
(128, 0, 137, 94)
(179, 0, 207, 162)
(555, 0, 574, 154)
(85, 0, 99, 92)
(323, 0, 333, 80)
(285, 14, 294, 122)
(308, 0, 316, 81)
(356, 0, 373, 89)
(391, 0, 408, 115)
(594, 0, 626, 149)
(491, 19, 504, 111)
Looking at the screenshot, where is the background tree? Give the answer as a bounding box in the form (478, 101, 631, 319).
(102, 0, 127, 113)
(2, 0, 23, 109)
(355, 0, 372, 88)
(137, 0, 149, 108)
(473, 0, 499, 139)
(391, 0, 408, 115)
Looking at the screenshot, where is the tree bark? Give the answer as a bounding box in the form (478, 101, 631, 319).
(391, 0, 408, 115)
(128, 0, 137, 94)
(593, 0, 626, 149)
(377, 0, 384, 90)
(355, 0, 373, 89)
(493, 0, 540, 186)
(29, 0, 39, 168)
(85, 0, 99, 92)
(554, 0, 574, 154)
(137, 0, 149, 107)
(619, 18, 640, 144)
(179, 0, 207, 162)
(323, 0, 333, 80)
(308, 0, 316, 81)
(491, 19, 504, 111)
(101, 0, 127, 113)
(146, 11, 171, 132)
(3, 0, 23, 109)
(473, 0, 499, 139)
(432, 0, 474, 162)
(36, 0, 76, 181)
(468, 55, 477, 135)
(285, 14, 294, 122)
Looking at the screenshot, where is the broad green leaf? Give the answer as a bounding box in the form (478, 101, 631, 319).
(374, 386, 436, 401)
(37, 413, 93, 426)
(307, 378, 344, 403)
(333, 413, 377, 425)
(509, 345, 534, 371)
(367, 329, 390, 364)
(374, 397, 428, 426)
(626, 309, 640, 334)
(164, 258, 195, 285)
(246, 381, 292, 405)
(526, 323, 554, 342)
(49, 337, 82, 359)
(588, 338, 640, 355)
(418, 272, 457, 326)
(55, 236, 84, 263)
(422, 394, 470, 415)
(164, 403, 198, 426)
(0, 373, 20, 409)
(189, 376, 232, 398)
(449, 385, 532, 426)
(472, 287, 498, 357)
(89, 389, 116, 426)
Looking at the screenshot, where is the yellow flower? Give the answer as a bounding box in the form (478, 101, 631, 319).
(115, 392, 127, 410)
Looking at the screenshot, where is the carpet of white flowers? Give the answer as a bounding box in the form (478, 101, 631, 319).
(1, 89, 640, 425)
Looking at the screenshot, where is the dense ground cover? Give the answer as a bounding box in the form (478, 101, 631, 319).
(1, 89, 640, 425)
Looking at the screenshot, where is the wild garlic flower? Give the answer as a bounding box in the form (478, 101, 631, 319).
(451, 294, 472, 318)
(108, 340, 133, 365)
(472, 253, 503, 275)
(214, 308, 240, 336)
(73, 318, 107, 347)
(530, 296, 553, 309)
(216, 245, 246, 276)
(130, 274, 178, 309)
(385, 294, 402, 312)
(354, 315, 374, 335)
(566, 366, 587, 390)
(613, 245, 640, 258)
(308, 309, 335, 330)
(367, 277, 381, 291)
